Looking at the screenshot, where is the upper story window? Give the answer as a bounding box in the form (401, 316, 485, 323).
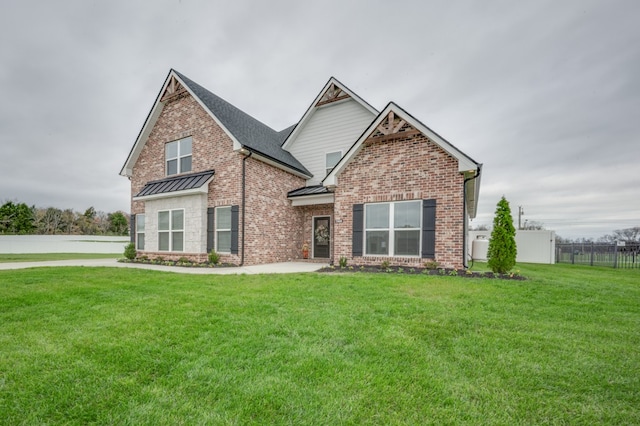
(165, 137, 192, 176)
(325, 151, 342, 176)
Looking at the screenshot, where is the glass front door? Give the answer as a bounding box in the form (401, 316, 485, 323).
(313, 217, 330, 259)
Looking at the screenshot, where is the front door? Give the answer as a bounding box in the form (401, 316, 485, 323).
(313, 216, 330, 259)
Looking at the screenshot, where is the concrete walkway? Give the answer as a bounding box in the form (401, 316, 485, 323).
(0, 258, 328, 274)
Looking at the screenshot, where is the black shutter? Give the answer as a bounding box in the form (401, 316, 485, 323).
(206, 207, 215, 253)
(422, 199, 436, 258)
(230, 205, 239, 255)
(352, 204, 364, 257)
(130, 214, 136, 243)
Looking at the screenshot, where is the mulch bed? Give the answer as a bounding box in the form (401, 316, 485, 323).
(318, 265, 526, 280)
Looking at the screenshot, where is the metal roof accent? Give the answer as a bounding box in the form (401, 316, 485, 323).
(135, 170, 215, 197)
(287, 185, 331, 198)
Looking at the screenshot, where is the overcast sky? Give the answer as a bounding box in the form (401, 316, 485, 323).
(1, 0, 638, 239)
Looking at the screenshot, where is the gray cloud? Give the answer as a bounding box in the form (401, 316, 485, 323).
(1, 0, 638, 239)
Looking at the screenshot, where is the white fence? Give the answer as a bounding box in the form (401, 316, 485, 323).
(469, 230, 556, 264)
(0, 235, 130, 254)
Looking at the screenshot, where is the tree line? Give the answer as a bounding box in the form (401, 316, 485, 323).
(0, 201, 129, 236)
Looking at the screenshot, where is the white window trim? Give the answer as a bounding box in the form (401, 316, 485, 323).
(136, 214, 145, 250)
(215, 206, 232, 254)
(325, 150, 342, 176)
(165, 137, 192, 176)
(364, 200, 422, 257)
(157, 208, 185, 252)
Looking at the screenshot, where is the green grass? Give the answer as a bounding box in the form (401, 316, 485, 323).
(0, 253, 120, 263)
(0, 264, 638, 424)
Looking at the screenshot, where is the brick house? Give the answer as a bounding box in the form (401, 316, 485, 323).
(120, 69, 481, 268)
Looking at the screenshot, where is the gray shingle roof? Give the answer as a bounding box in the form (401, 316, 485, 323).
(135, 170, 215, 198)
(173, 71, 311, 177)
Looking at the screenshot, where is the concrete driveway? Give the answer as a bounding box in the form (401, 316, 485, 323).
(0, 258, 328, 274)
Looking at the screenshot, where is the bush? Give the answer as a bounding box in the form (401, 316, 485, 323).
(123, 242, 136, 260)
(339, 256, 348, 268)
(208, 250, 220, 265)
(487, 196, 517, 274)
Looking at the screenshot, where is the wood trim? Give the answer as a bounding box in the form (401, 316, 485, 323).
(368, 129, 422, 143)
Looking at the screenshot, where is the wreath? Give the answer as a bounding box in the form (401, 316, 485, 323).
(315, 224, 330, 245)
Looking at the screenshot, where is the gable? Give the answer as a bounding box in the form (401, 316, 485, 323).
(287, 98, 376, 185)
(324, 102, 481, 217)
(281, 77, 377, 151)
(121, 70, 311, 179)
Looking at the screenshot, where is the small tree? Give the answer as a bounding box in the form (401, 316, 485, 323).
(487, 196, 517, 274)
(124, 242, 137, 260)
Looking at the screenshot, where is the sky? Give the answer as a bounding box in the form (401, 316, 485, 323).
(1, 0, 638, 239)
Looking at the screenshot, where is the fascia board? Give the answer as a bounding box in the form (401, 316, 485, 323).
(132, 185, 209, 202)
(120, 71, 174, 177)
(289, 193, 335, 206)
(239, 149, 312, 179)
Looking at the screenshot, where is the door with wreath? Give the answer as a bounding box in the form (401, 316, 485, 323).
(313, 217, 330, 258)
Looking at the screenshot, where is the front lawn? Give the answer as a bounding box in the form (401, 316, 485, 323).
(0, 264, 638, 424)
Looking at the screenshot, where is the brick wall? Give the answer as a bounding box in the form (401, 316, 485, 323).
(333, 130, 465, 268)
(130, 92, 243, 264)
(243, 157, 305, 265)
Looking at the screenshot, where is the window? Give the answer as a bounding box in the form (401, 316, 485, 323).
(215, 206, 231, 253)
(165, 137, 192, 175)
(325, 151, 342, 175)
(158, 209, 184, 251)
(365, 201, 421, 256)
(136, 214, 145, 250)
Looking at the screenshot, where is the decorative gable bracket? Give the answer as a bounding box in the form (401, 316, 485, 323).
(316, 82, 350, 107)
(161, 75, 188, 102)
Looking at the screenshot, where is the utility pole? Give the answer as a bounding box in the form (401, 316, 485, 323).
(518, 206, 524, 230)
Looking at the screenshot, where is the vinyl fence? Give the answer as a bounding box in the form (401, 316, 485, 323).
(556, 242, 640, 269)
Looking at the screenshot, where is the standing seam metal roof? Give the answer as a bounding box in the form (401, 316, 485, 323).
(135, 170, 215, 197)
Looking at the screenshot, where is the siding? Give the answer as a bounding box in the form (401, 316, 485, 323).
(287, 99, 375, 185)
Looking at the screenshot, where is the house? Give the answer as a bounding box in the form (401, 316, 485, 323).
(120, 69, 482, 269)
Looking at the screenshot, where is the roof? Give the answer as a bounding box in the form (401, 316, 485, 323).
(120, 70, 311, 178)
(135, 170, 215, 198)
(172, 71, 311, 177)
(287, 185, 332, 197)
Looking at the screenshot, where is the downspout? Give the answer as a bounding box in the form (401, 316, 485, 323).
(463, 166, 482, 268)
(240, 149, 252, 266)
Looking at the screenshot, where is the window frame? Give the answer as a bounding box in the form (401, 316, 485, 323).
(215, 206, 232, 254)
(157, 209, 185, 252)
(165, 136, 193, 176)
(136, 214, 145, 250)
(325, 151, 342, 176)
(364, 200, 422, 257)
